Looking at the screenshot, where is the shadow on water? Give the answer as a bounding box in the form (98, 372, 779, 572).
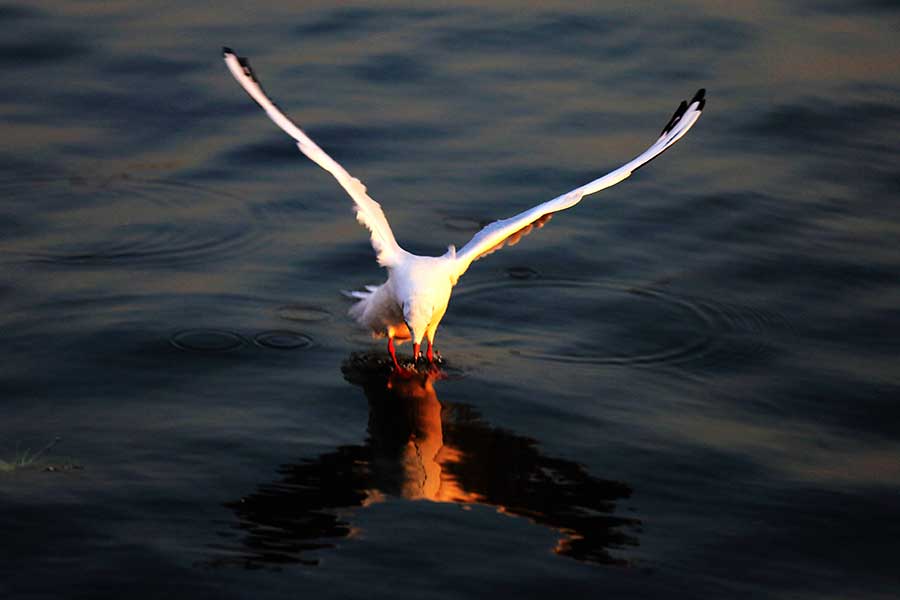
(210, 353, 639, 569)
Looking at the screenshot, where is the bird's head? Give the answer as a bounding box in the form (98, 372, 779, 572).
(402, 300, 431, 347)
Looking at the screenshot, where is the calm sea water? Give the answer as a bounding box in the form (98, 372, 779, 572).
(2, 2, 899, 598)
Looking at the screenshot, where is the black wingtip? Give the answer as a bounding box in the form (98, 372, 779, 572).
(659, 90, 707, 135)
(661, 100, 689, 135)
(223, 48, 256, 79)
(691, 88, 706, 110)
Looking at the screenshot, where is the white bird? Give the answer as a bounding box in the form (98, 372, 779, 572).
(223, 48, 705, 371)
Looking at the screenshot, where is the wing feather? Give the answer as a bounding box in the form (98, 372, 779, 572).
(223, 48, 404, 267)
(454, 89, 705, 274)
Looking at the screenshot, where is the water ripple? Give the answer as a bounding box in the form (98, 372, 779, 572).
(0, 176, 268, 268)
(452, 276, 790, 368)
(170, 329, 247, 353)
(275, 304, 332, 323)
(253, 330, 315, 350)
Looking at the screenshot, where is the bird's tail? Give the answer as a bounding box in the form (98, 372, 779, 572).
(341, 284, 380, 300)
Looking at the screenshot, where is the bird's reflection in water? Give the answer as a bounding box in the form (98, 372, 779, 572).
(214, 354, 640, 568)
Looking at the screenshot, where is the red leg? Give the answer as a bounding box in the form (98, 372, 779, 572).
(426, 339, 434, 363)
(413, 342, 421, 361)
(387, 336, 402, 370)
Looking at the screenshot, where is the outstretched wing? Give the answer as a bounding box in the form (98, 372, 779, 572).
(454, 89, 705, 275)
(223, 48, 405, 267)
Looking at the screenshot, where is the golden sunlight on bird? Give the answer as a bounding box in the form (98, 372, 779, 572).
(223, 48, 705, 371)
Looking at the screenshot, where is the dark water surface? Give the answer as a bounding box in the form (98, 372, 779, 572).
(2, 2, 900, 598)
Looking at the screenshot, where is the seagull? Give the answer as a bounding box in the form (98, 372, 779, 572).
(223, 48, 705, 371)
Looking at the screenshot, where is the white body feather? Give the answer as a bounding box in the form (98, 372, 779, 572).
(223, 48, 705, 350)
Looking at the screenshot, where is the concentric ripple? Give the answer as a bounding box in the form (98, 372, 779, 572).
(451, 277, 789, 368)
(441, 216, 486, 233)
(0, 176, 267, 268)
(3, 290, 320, 359)
(171, 329, 247, 353)
(506, 266, 540, 280)
(253, 330, 315, 350)
(275, 304, 332, 323)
